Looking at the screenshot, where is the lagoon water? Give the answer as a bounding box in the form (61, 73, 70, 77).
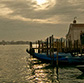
(0, 45, 84, 83)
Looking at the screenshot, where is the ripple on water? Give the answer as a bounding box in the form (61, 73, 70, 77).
(0, 45, 84, 83)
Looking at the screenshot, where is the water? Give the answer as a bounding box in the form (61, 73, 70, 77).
(0, 45, 84, 83)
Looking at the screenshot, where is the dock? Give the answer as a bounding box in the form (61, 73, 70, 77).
(28, 35, 84, 56)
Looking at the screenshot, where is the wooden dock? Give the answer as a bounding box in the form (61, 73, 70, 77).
(28, 35, 84, 56)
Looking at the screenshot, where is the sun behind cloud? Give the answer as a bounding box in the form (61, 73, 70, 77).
(32, 0, 56, 11)
(36, 0, 48, 5)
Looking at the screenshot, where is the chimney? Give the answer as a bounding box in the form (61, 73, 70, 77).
(73, 17, 77, 24)
(73, 19, 76, 24)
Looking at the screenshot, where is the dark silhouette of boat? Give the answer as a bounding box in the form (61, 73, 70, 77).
(26, 49, 84, 65)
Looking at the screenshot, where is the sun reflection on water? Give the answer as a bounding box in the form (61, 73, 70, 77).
(26, 56, 58, 83)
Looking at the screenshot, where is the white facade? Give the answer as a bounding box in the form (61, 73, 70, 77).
(66, 23, 84, 43)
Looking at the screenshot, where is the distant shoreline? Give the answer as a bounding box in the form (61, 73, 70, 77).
(0, 40, 30, 45)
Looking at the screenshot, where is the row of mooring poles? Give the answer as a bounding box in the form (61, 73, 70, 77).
(33, 40, 42, 53)
(65, 40, 83, 56)
(29, 38, 84, 56)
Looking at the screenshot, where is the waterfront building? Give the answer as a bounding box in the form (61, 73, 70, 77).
(66, 20, 84, 44)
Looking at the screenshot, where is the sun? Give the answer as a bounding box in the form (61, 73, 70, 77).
(36, 0, 48, 5)
(32, 0, 56, 11)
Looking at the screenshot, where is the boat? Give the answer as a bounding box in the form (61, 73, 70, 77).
(26, 48, 84, 65)
(76, 65, 84, 73)
(26, 49, 72, 64)
(33, 52, 72, 64)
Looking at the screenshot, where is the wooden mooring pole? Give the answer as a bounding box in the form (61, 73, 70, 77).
(56, 39, 59, 81)
(30, 42, 32, 54)
(46, 38, 48, 56)
(77, 40, 78, 56)
(38, 40, 40, 53)
(50, 36, 52, 58)
(80, 43, 82, 56)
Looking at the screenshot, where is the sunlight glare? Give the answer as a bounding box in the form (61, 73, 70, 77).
(36, 0, 47, 5)
(32, 0, 56, 11)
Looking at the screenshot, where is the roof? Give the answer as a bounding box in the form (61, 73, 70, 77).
(70, 24, 84, 27)
(66, 23, 84, 37)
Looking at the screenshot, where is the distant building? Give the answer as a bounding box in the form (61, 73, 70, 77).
(66, 20, 84, 44)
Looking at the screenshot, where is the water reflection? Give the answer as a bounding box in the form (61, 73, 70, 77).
(26, 54, 84, 83)
(26, 55, 60, 83)
(0, 45, 84, 83)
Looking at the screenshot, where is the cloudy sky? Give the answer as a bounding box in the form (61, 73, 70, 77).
(0, 0, 84, 41)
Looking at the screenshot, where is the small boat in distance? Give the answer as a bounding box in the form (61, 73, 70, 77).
(76, 65, 84, 73)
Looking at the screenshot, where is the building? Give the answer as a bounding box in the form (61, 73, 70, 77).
(66, 20, 84, 44)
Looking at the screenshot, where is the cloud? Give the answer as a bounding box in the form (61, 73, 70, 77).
(0, 0, 59, 24)
(0, 16, 68, 41)
(31, 0, 56, 11)
(0, 0, 84, 40)
(0, 3, 13, 16)
(0, 0, 84, 24)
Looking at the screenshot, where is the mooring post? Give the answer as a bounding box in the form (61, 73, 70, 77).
(80, 43, 82, 56)
(50, 36, 52, 57)
(52, 35, 54, 64)
(30, 42, 32, 54)
(61, 38, 62, 52)
(46, 38, 48, 56)
(66, 40, 67, 52)
(42, 42, 44, 53)
(30, 42, 32, 49)
(40, 41, 42, 53)
(56, 39, 59, 81)
(38, 40, 40, 53)
(77, 40, 78, 56)
(36, 41, 38, 53)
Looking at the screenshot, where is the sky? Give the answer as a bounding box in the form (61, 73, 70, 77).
(0, 0, 84, 41)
